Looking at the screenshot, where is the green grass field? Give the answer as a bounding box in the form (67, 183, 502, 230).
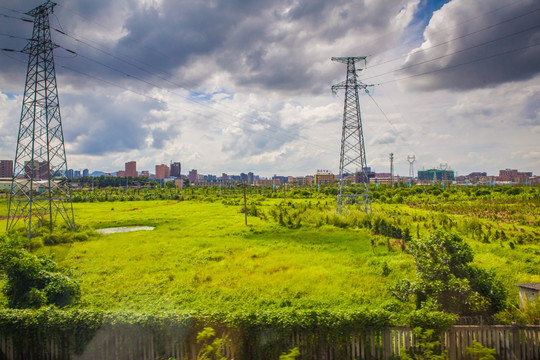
(1, 186, 539, 318)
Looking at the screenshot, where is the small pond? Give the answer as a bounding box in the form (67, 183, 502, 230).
(96, 226, 155, 234)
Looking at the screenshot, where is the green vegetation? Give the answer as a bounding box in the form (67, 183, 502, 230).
(0, 236, 80, 308)
(392, 230, 507, 316)
(0, 184, 538, 323)
(466, 340, 497, 360)
(400, 327, 449, 360)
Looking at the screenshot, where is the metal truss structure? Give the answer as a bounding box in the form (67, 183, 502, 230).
(407, 155, 416, 180)
(331, 57, 371, 214)
(7, 1, 75, 236)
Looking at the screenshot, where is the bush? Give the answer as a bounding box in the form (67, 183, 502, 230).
(0, 240, 80, 308)
(391, 230, 507, 316)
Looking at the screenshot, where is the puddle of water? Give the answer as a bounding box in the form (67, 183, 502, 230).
(96, 226, 155, 234)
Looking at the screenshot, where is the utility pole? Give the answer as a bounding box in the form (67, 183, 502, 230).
(407, 155, 416, 181)
(390, 153, 394, 187)
(243, 181, 247, 226)
(332, 56, 372, 214)
(7, 1, 74, 236)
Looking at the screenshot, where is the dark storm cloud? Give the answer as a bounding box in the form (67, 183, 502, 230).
(400, 0, 540, 91)
(62, 92, 165, 155)
(1, 0, 416, 94)
(112, 0, 415, 93)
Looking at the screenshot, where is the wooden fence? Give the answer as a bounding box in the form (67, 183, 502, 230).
(0, 324, 538, 359)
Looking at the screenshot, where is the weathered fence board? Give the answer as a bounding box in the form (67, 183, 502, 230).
(0, 324, 538, 359)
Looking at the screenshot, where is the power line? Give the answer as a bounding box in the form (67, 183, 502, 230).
(364, 23, 540, 83)
(370, 8, 540, 68)
(376, 40, 540, 86)
(0, 6, 339, 154)
(46, 27, 335, 153)
(368, 0, 523, 66)
(55, 44, 337, 152)
(366, 92, 417, 157)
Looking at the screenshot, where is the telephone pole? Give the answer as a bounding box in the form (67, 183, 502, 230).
(6, 1, 75, 236)
(389, 153, 394, 187)
(332, 56, 371, 214)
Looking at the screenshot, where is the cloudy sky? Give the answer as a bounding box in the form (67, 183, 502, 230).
(0, 0, 539, 177)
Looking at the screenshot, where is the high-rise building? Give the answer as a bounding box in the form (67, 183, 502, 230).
(0, 160, 13, 178)
(82, 169, 89, 177)
(24, 161, 49, 179)
(247, 172, 254, 184)
(117, 170, 126, 177)
(155, 164, 170, 179)
(170, 162, 181, 178)
(125, 161, 137, 177)
(67, 169, 74, 179)
(141, 170, 149, 177)
(188, 169, 198, 183)
(74, 170, 81, 178)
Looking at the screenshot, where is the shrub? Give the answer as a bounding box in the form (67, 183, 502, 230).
(391, 230, 507, 316)
(0, 241, 80, 308)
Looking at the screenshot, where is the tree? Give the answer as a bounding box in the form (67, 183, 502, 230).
(392, 230, 506, 316)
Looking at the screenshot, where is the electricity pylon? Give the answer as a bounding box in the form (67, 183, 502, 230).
(332, 57, 371, 214)
(7, 1, 75, 237)
(407, 155, 416, 180)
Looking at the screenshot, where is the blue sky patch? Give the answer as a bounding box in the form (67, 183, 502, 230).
(411, 0, 452, 29)
(3, 92, 18, 100)
(188, 89, 233, 103)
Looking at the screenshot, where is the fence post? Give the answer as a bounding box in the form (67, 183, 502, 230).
(512, 322, 521, 360)
(383, 328, 392, 360)
(447, 327, 456, 360)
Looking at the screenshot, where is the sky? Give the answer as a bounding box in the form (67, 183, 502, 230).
(0, 0, 539, 178)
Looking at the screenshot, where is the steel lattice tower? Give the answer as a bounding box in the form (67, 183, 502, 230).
(331, 57, 371, 214)
(7, 1, 75, 236)
(407, 155, 416, 180)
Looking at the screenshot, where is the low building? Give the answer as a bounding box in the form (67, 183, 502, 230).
(417, 169, 455, 184)
(174, 179, 184, 189)
(516, 283, 540, 309)
(287, 176, 313, 186)
(254, 179, 281, 187)
(497, 169, 533, 184)
(314, 170, 335, 186)
(0, 178, 12, 192)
